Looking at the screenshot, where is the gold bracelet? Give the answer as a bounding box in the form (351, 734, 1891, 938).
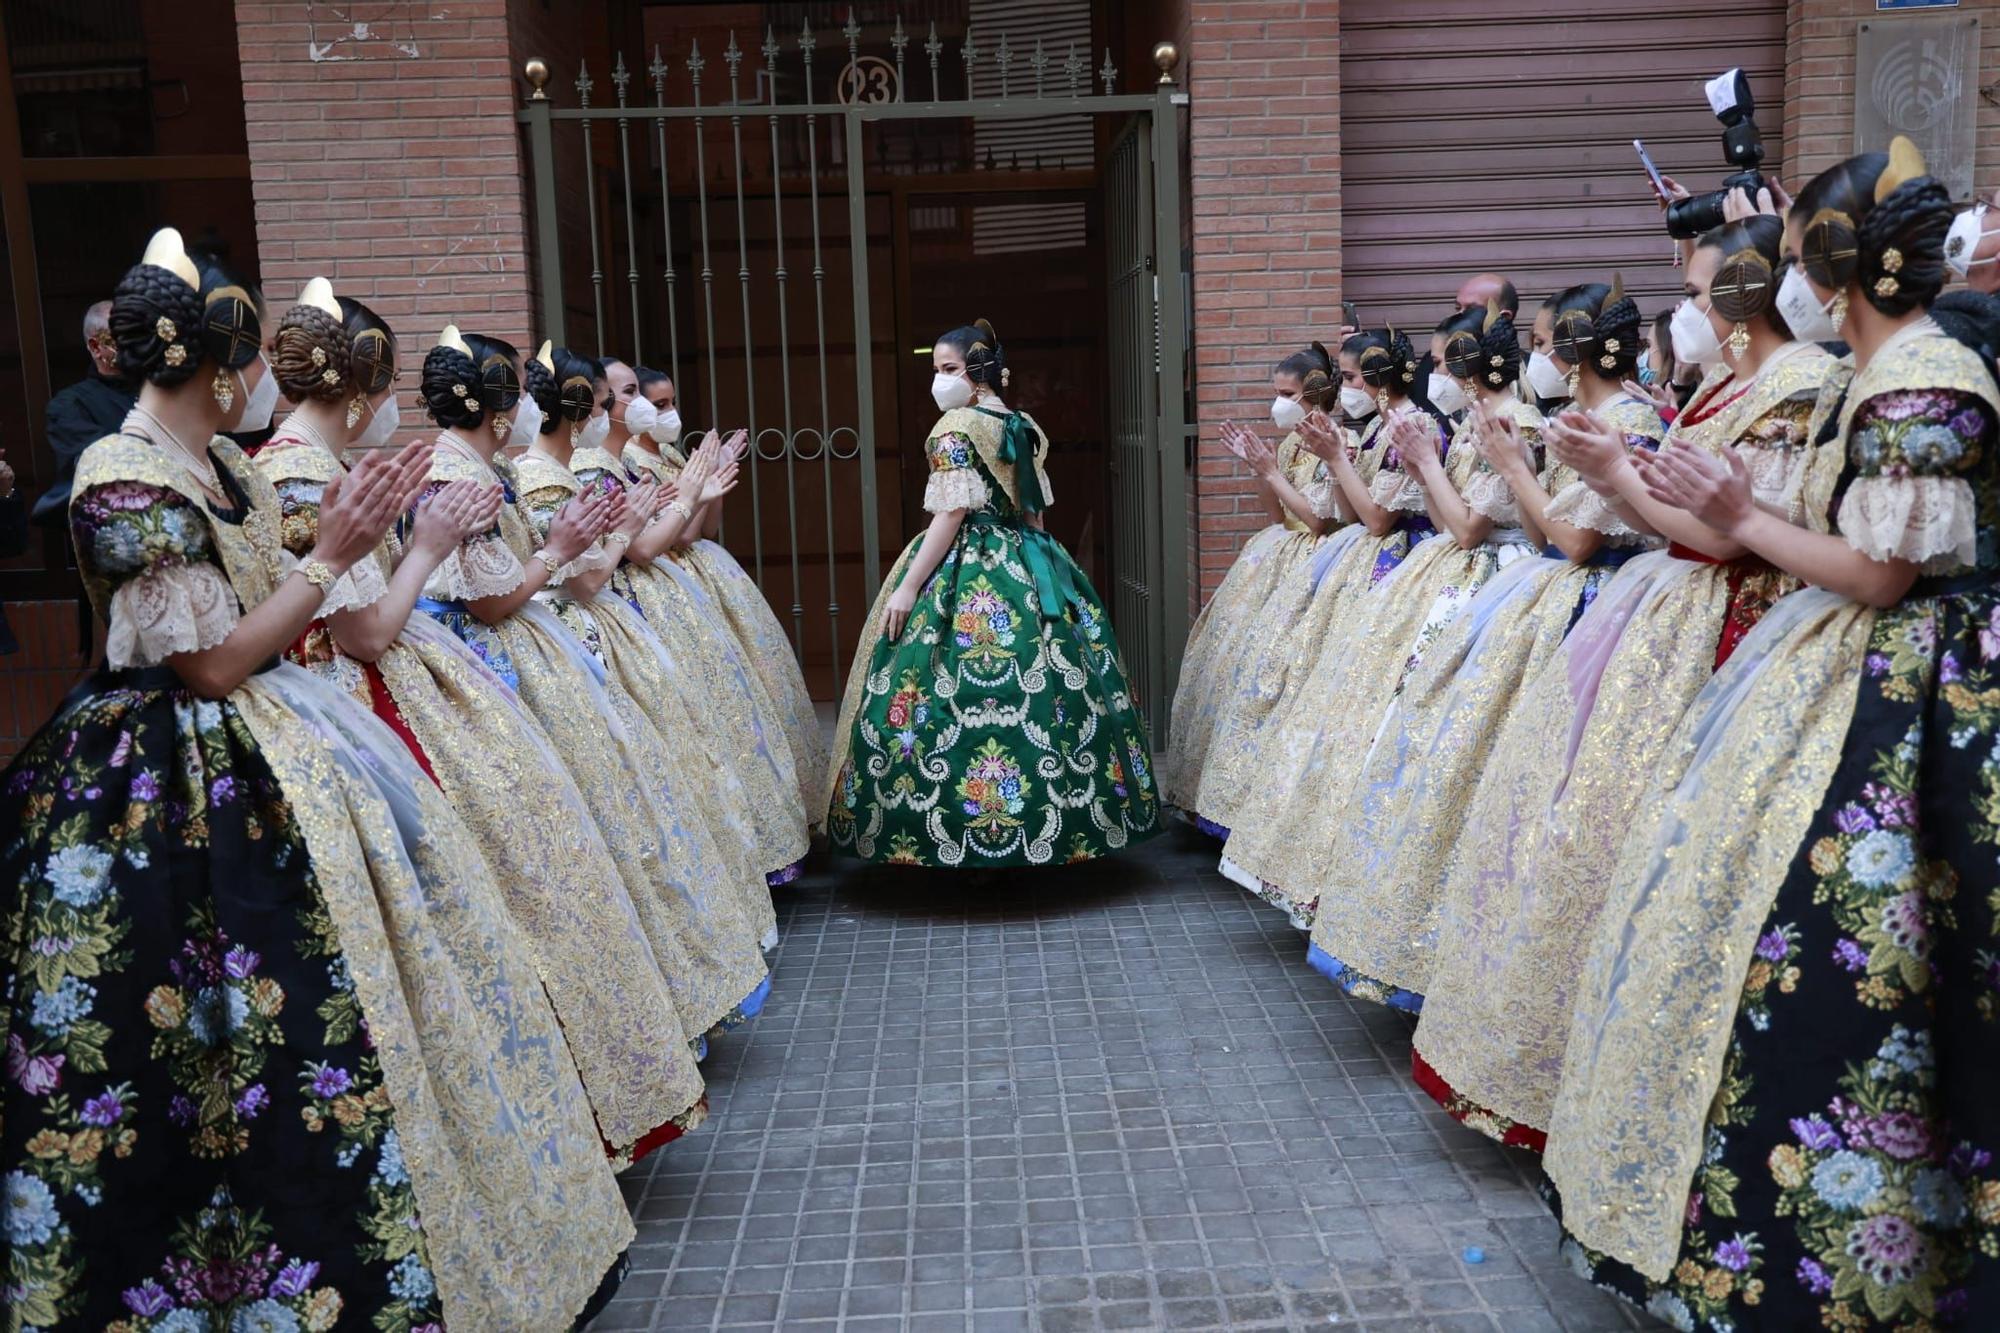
(298, 558, 338, 594)
(531, 548, 562, 577)
(666, 499, 695, 523)
(605, 531, 631, 549)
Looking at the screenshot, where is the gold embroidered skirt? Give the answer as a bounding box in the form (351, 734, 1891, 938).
(1162, 523, 1306, 810)
(1309, 549, 1642, 1001)
(671, 539, 831, 821)
(618, 558, 812, 881)
(1412, 551, 1762, 1140)
(235, 663, 635, 1329)
(376, 615, 709, 1158)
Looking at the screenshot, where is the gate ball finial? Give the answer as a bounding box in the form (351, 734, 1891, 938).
(1152, 41, 1180, 86)
(525, 57, 550, 100)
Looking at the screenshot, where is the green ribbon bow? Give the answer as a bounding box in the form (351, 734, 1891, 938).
(978, 410, 1082, 617)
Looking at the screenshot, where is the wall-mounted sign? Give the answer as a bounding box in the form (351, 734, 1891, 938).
(1855, 14, 1981, 199)
(1877, 1, 1959, 11)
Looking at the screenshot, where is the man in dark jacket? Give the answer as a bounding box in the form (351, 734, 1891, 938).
(32, 300, 135, 529)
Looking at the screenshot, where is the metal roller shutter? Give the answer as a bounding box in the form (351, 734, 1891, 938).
(1339, 0, 1789, 332)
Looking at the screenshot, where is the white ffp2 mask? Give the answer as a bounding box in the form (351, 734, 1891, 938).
(1337, 386, 1377, 419)
(1426, 372, 1468, 417)
(1670, 298, 1726, 367)
(1524, 352, 1570, 401)
(932, 373, 974, 413)
(1776, 266, 1842, 343)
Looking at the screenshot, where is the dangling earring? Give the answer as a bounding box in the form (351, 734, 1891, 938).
(211, 368, 235, 414)
(1726, 322, 1751, 361)
(1565, 368, 1580, 396)
(1376, 387, 1390, 416)
(345, 394, 365, 430)
(570, 421, 582, 446)
(1829, 292, 1850, 335)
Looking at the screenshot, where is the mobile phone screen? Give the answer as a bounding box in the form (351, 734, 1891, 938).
(1634, 139, 1668, 202)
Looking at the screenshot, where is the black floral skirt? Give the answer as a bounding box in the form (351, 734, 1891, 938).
(1559, 588, 2000, 1331)
(1, 668, 443, 1329)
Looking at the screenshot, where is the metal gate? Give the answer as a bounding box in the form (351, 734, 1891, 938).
(515, 15, 1189, 736)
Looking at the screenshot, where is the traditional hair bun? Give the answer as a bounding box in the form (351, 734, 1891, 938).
(108, 262, 206, 389)
(1473, 308, 1523, 388)
(421, 343, 484, 429)
(1857, 176, 1953, 316)
(272, 303, 352, 405)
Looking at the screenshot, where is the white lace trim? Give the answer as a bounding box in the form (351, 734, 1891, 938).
(559, 541, 618, 582)
(321, 552, 390, 616)
(924, 468, 992, 515)
(1370, 467, 1426, 514)
(1300, 475, 1337, 520)
(105, 561, 239, 669)
(1462, 470, 1521, 526)
(1545, 480, 1642, 539)
(1837, 474, 1979, 572)
(424, 533, 527, 602)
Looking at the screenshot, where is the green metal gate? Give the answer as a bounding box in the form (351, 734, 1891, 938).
(515, 16, 1189, 736)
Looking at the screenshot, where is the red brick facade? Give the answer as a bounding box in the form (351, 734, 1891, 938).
(234, 0, 537, 427)
(1183, 0, 1341, 614)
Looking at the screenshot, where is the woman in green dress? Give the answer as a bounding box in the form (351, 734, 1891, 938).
(827, 319, 1160, 866)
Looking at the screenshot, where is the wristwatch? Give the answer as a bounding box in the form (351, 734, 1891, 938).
(299, 559, 338, 594)
(531, 548, 563, 577)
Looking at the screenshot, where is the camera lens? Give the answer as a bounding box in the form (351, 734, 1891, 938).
(1664, 191, 1728, 241)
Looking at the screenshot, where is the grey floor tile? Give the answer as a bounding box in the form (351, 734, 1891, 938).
(590, 834, 1661, 1332)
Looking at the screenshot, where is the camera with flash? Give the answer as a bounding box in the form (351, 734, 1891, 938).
(1664, 69, 1768, 241)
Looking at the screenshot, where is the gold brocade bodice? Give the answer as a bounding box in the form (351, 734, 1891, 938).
(72, 433, 288, 622)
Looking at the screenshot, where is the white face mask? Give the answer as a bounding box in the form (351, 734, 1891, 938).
(1776, 265, 1842, 343)
(621, 395, 659, 437)
(578, 410, 612, 451)
(1670, 297, 1727, 367)
(232, 356, 279, 433)
(1524, 351, 1570, 401)
(1269, 394, 1307, 431)
(354, 395, 400, 452)
(510, 392, 543, 443)
(1945, 204, 1994, 279)
(931, 372, 974, 413)
(649, 407, 683, 445)
(1337, 385, 1377, 419)
(1426, 372, 1468, 416)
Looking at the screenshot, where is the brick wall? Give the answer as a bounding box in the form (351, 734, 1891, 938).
(1782, 0, 1997, 195)
(234, 0, 537, 428)
(1184, 0, 1340, 610)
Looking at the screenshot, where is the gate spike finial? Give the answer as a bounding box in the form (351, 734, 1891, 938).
(1063, 40, 1084, 99)
(891, 15, 908, 102)
(647, 44, 668, 94)
(996, 32, 1012, 99)
(1099, 48, 1118, 97)
(724, 30, 742, 80)
(686, 38, 705, 80)
(844, 7, 861, 58)
(611, 51, 630, 105)
(761, 25, 779, 67)
(575, 58, 594, 107)
(1030, 38, 1049, 98)
(925, 20, 942, 102)
(797, 15, 816, 58)
(961, 25, 979, 95)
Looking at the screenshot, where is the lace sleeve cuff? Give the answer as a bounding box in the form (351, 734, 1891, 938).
(559, 541, 619, 582)
(925, 468, 992, 515)
(1300, 475, 1337, 520)
(424, 534, 527, 602)
(1545, 481, 1641, 538)
(105, 560, 239, 669)
(1370, 468, 1426, 514)
(321, 550, 390, 616)
(1462, 470, 1521, 525)
(1836, 474, 1978, 571)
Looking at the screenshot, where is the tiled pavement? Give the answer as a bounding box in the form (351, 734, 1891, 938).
(596, 826, 1661, 1332)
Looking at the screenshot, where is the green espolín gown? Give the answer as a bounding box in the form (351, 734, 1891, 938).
(827, 405, 1160, 867)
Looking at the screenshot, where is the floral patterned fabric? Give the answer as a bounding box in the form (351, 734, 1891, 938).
(4, 437, 633, 1329)
(827, 408, 1159, 866)
(1547, 332, 2000, 1328)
